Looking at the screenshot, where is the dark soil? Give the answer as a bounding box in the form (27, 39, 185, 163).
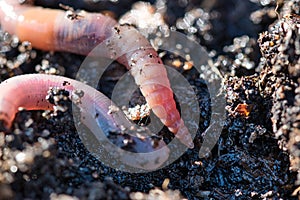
(0, 0, 300, 199)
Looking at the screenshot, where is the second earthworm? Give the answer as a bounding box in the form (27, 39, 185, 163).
(0, 74, 170, 170)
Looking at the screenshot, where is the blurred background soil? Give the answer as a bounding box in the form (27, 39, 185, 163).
(0, 0, 300, 199)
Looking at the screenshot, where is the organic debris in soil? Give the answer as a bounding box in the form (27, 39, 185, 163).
(258, 7, 300, 185)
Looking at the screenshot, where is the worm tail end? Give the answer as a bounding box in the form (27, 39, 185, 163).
(173, 119, 194, 149)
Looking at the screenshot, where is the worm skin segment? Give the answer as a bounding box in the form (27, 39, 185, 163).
(0, 0, 118, 54)
(0, 74, 170, 170)
(0, 0, 194, 148)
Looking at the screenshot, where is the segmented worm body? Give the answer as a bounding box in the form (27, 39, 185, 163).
(0, 0, 194, 148)
(0, 74, 170, 170)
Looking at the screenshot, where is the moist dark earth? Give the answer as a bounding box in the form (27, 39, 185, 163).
(0, 0, 300, 199)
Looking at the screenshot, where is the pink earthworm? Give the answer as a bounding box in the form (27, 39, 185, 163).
(0, 0, 194, 148)
(0, 74, 170, 170)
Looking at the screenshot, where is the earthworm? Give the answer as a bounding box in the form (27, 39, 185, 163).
(0, 0, 194, 148)
(0, 74, 170, 170)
